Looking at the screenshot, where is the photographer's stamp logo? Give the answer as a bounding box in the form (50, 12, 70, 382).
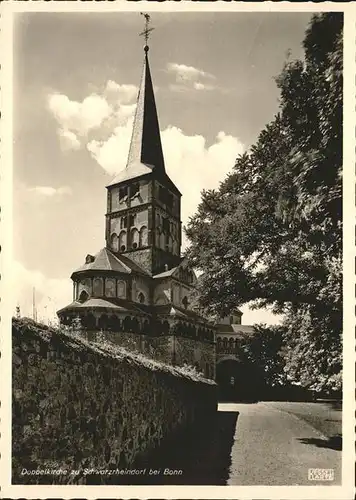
(308, 468, 334, 481)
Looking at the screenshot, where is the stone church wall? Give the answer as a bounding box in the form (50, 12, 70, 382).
(12, 318, 217, 485)
(131, 276, 150, 304)
(126, 248, 152, 274)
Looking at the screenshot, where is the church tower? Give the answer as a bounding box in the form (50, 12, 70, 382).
(58, 15, 216, 380)
(105, 41, 182, 276)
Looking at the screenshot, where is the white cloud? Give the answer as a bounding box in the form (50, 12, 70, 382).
(114, 104, 136, 126)
(105, 81, 138, 104)
(161, 127, 244, 247)
(87, 118, 134, 176)
(168, 84, 188, 93)
(57, 186, 72, 196)
(28, 185, 72, 197)
(169, 82, 215, 93)
(167, 63, 216, 91)
(48, 81, 139, 151)
(58, 129, 81, 151)
(11, 260, 72, 324)
(167, 63, 215, 82)
(193, 82, 215, 91)
(48, 93, 111, 137)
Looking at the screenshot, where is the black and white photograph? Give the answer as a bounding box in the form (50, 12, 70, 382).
(1, 3, 354, 499)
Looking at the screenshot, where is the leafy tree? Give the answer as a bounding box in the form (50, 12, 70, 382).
(236, 324, 287, 390)
(185, 13, 342, 391)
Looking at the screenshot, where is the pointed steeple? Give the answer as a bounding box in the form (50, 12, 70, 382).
(127, 47, 165, 173)
(108, 41, 166, 187)
(108, 14, 181, 195)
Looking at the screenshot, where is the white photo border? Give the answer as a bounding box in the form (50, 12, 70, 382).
(0, 2, 354, 499)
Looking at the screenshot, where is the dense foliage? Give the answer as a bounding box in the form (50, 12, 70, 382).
(186, 13, 343, 392)
(236, 325, 287, 389)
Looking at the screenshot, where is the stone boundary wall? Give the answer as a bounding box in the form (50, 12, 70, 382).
(82, 330, 215, 379)
(104, 330, 172, 365)
(103, 331, 215, 377)
(12, 318, 217, 485)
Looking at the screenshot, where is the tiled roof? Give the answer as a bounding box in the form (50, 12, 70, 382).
(153, 257, 193, 279)
(72, 248, 149, 276)
(153, 267, 178, 279)
(58, 298, 125, 312)
(57, 298, 150, 315)
(152, 304, 210, 323)
(107, 161, 153, 185)
(216, 324, 255, 335)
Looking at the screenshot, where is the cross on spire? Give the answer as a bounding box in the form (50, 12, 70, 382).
(140, 13, 154, 51)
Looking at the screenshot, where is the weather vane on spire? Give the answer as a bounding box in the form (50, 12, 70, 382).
(140, 13, 154, 51)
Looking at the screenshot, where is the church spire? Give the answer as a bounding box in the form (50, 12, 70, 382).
(126, 14, 165, 174)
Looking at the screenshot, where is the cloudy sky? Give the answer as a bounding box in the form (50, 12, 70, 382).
(13, 11, 313, 324)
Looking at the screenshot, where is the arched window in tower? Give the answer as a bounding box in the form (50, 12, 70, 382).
(138, 292, 145, 304)
(140, 226, 148, 247)
(182, 296, 188, 309)
(118, 230, 126, 251)
(128, 214, 136, 227)
(130, 228, 139, 249)
(110, 233, 119, 252)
